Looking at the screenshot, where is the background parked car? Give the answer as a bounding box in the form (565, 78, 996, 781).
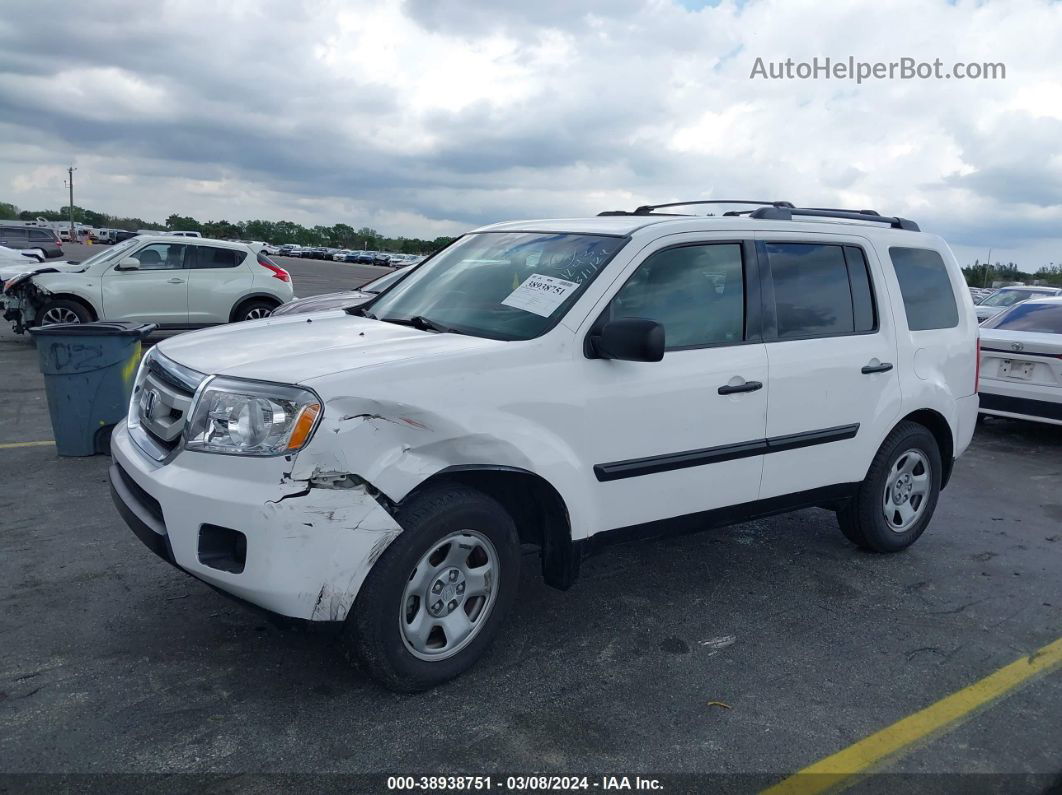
(270, 264, 413, 317)
(978, 296, 1062, 426)
(0, 225, 63, 259)
(1, 235, 293, 333)
(278, 244, 302, 256)
(968, 286, 994, 304)
(0, 244, 42, 265)
(975, 286, 1062, 323)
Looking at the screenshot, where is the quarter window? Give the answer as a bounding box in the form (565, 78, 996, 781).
(889, 247, 959, 330)
(607, 243, 745, 350)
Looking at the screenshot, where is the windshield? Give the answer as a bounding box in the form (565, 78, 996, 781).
(984, 302, 1062, 333)
(79, 237, 139, 268)
(365, 232, 626, 340)
(981, 289, 1042, 307)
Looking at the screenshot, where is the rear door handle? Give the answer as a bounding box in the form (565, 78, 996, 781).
(718, 380, 763, 395)
(861, 361, 894, 374)
(167, 278, 185, 284)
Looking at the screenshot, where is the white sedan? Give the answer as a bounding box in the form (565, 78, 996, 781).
(978, 296, 1062, 426)
(1, 235, 293, 334)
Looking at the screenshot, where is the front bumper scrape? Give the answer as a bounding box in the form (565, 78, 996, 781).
(108, 422, 404, 623)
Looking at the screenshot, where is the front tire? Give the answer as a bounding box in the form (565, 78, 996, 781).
(836, 421, 942, 552)
(342, 485, 520, 692)
(37, 298, 92, 326)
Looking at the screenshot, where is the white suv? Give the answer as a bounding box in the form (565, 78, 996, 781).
(1, 235, 293, 333)
(109, 202, 979, 691)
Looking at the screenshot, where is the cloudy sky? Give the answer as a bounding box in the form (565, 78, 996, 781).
(1, 0, 1061, 266)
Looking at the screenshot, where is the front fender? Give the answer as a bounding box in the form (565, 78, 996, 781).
(289, 395, 590, 538)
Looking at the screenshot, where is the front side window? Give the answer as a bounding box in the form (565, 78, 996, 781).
(766, 243, 855, 338)
(605, 243, 745, 350)
(132, 243, 188, 271)
(984, 302, 1062, 334)
(890, 247, 960, 330)
(366, 232, 626, 340)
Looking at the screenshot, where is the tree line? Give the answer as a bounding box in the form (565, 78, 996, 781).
(961, 261, 1062, 288)
(0, 201, 456, 254)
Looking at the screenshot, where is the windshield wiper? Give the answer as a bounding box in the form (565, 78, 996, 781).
(376, 315, 462, 334)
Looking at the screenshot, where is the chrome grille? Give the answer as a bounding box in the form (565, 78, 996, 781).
(129, 352, 205, 462)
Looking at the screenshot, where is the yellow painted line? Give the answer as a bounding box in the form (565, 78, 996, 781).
(762, 636, 1062, 795)
(0, 440, 55, 449)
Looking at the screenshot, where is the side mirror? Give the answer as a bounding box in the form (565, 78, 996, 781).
(590, 318, 665, 362)
(116, 257, 141, 271)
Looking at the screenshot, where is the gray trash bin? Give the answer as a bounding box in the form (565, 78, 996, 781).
(29, 321, 157, 456)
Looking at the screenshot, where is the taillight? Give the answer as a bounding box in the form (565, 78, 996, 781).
(974, 336, 981, 394)
(258, 256, 290, 282)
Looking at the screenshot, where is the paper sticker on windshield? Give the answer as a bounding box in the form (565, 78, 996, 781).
(501, 274, 581, 317)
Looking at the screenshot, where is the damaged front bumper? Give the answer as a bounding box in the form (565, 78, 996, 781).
(109, 422, 403, 622)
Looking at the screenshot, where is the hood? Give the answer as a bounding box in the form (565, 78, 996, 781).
(270, 289, 372, 316)
(156, 310, 501, 384)
(0, 260, 86, 284)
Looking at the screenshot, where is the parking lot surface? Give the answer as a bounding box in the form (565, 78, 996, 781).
(0, 248, 1060, 786)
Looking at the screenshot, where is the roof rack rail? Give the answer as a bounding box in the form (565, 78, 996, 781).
(598, 200, 794, 217)
(748, 206, 919, 231)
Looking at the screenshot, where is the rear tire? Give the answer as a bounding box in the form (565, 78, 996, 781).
(233, 299, 276, 322)
(341, 485, 521, 692)
(836, 421, 942, 552)
(37, 298, 92, 326)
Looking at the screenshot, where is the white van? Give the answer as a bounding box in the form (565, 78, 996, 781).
(110, 201, 979, 691)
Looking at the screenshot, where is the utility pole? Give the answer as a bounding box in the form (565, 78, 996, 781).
(64, 166, 77, 242)
(983, 248, 992, 288)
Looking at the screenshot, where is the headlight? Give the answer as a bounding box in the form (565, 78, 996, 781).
(127, 347, 156, 431)
(184, 377, 322, 456)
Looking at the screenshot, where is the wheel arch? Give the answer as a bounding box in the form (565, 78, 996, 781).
(397, 465, 580, 590)
(893, 408, 955, 489)
(229, 292, 282, 322)
(38, 292, 100, 322)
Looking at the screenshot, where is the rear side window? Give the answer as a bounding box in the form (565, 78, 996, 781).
(193, 246, 243, 269)
(765, 242, 876, 339)
(985, 303, 1062, 334)
(889, 247, 959, 331)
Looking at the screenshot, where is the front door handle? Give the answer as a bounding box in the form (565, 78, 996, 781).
(167, 277, 185, 284)
(718, 380, 763, 395)
(861, 361, 894, 374)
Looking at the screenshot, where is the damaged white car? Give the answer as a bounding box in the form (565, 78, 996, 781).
(110, 203, 979, 691)
(1, 235, 292, 333)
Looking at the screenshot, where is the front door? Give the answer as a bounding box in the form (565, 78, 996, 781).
(577, 238, 769, 534)
(102, 242, 190, 325)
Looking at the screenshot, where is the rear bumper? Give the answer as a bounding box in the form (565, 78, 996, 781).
(109, 422, 404, 622)
(978, 390, 1062, 425)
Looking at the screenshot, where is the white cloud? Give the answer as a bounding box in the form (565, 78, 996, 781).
(0, 0, 1060, 265)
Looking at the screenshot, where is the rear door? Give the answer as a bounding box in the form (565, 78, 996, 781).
(756, 235, 902, 500)
(186, 244, 251, 324)
(101, 242, 190, 325)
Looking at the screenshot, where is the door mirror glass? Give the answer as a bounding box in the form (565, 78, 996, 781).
(116, 257, 141, 271)
(592, 318, 665, 362)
